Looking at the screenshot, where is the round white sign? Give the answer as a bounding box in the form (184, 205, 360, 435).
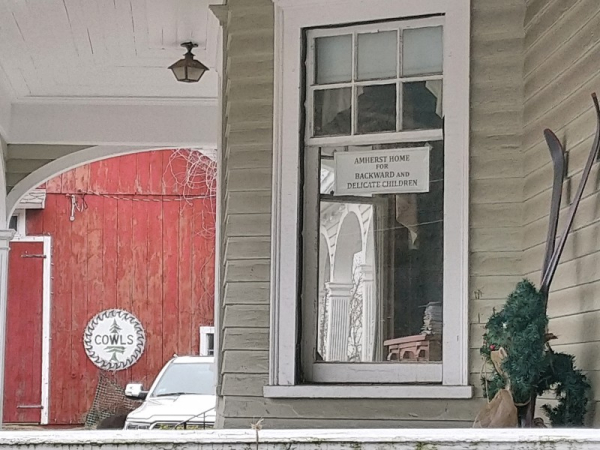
(83, 309, 145, 371)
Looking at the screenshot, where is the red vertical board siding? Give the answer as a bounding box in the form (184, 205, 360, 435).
(70, 185, 88, 423)
(136, 152, 151, 195)
(14, 150, 215, 425)
(130, 198, 149, 383)
(146, 200, 164, 373)
(161, 200, 180, 361)
(4, 242, 44, 423)
(84, 195, 104, 415)
(53, 195, 73, 424)
(178, 202, 193, 355)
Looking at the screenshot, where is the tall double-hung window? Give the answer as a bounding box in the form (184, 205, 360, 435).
(268, 1, 469, 397)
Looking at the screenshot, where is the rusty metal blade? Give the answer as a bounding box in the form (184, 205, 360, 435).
(541, 93, 600, 292)
(540, 129, 565, 289)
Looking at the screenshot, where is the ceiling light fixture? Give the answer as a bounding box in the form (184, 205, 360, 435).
(169, 42, 208, 83)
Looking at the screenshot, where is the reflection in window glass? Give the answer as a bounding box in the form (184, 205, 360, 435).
(315, 141, 444, 363)
(314, 88, 352, 136)
(151, 362, 215, 396)
(357, 31, 398, 81)
(402, 80, 443, 130)
(316, 35, 353, 85)
(402, 26, 443, 76)
(357, 84, 397, 134)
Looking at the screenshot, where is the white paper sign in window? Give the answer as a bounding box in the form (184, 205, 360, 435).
(333, 147, 430, 196)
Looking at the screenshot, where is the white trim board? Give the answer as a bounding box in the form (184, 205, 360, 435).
(263, 384, 473, 399)
(10, 235, 52, 425)
(8, 101, 218, 146)
(269, 0, 470, 391)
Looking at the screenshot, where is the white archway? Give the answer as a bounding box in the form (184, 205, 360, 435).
(331, 210, 363, 283)
(0, 143, 217, 426)
(6, 144, 216, 220)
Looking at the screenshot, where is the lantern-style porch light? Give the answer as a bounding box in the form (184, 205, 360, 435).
(169, 42, 208, 83)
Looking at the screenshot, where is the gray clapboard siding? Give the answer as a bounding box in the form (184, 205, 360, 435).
(225, 214, 271, 237)
(546, 281, 600, 319)
(471, 228, 523, 252)
(222, 351, 269, 374)
(471, 152, 524, 180)
(469, 299, 507, 324)
(525, 251, 600, 293)
(223, 305, 270, 328)
(469, 275, 524, 300)
(224, 282, 270, 305)
(219, 396, 486, 421)
(222, 374, 268, 397)
(525, 9, 600, 99)
(222, 328, 270, 350)
(217, 0, 527, 428)
(470, 179, 523, 205)
(224, 260, 270, 283)
(471, 203, 523, 228)
(225, 236, 271, 260)
(226, 150, 272, 170)
(522, 0, 600, 425)
(523, 189, 600, 249)
(523, 220, 600, 270)
(470, 252, 523, 277)
(226, 191, 271, 214)
(524, 0, 589, 74)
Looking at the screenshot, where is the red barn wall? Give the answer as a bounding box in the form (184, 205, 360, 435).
(24, 149, 215, 425)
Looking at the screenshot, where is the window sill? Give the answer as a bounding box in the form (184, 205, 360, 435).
(263, 384, 473, 399)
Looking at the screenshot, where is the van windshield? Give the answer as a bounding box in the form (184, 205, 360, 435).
(150, 362, 215, 397)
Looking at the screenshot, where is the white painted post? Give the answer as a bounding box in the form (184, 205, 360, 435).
(360, 264, 375, 362)
(0, 229, 15, 428)
(325, 282, 353, 361)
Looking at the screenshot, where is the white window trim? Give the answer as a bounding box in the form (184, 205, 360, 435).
(200, 326, 215, 357)
(10, 235, 52, 423)
(269, 0, 470, 396)
(10, 209, 26, 237)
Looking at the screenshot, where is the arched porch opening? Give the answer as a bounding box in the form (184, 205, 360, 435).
(1, 145, 218, 426)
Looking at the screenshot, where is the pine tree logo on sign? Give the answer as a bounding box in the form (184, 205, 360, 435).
(83, 309, 145, 371)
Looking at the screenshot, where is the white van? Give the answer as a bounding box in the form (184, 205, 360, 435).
(123, 355, 216, 430)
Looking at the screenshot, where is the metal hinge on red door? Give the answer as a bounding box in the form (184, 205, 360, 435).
(20, 253, 47, 259)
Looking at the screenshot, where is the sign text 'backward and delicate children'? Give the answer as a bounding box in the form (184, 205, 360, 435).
(334, 147, 430, 196)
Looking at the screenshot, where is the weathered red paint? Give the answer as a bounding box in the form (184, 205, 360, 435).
(16, 149, 215, 425)
(4, 241, 44, 423)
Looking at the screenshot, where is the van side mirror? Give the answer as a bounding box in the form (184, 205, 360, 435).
(125, 383, 148, 400)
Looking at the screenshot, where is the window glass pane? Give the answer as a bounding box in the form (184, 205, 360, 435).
(8, 215, 17, 231)
(316, 141, 444, 363)
(314, 88, 352, 136)
(357, 31, 397, 81)
(316, 35, 352, 84)
(402, 26, 443, 76)
(357, 84, 396, 134)
(402, 80, 443, 130)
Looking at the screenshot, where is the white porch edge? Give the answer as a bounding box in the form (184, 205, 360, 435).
(11, 235, 52, 425)
(0, 429, 599, 447)
(264, 384, 473, 399)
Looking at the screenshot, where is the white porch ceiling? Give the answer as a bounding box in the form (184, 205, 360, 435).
(0, 0, 221, 146)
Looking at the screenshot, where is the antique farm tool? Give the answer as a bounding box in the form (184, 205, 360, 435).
(540, 93, 600, 293)
(523, 93, 600, 427)
(540, 129, 565, 291)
